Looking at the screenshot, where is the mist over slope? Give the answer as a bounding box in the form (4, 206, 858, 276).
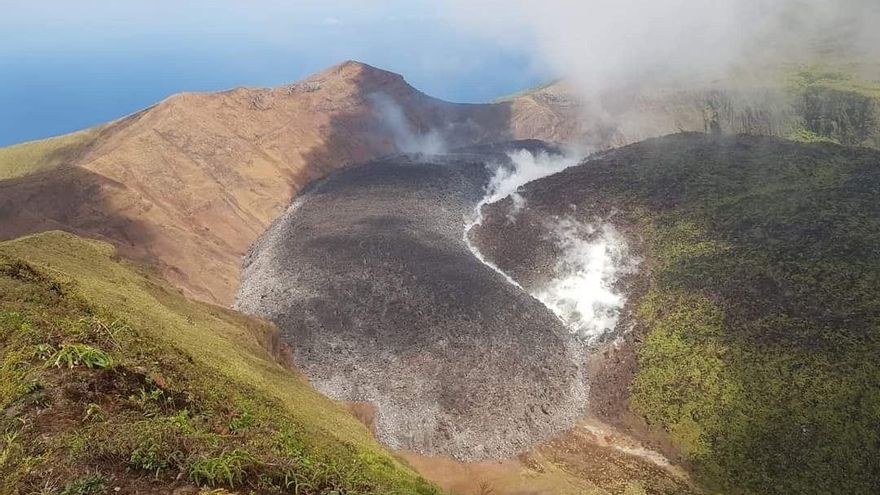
(509, 65, 880, 149)
(446, 0, 880, 96)
(450, 0, 880, 150)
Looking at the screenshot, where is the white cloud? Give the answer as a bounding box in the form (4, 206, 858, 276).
(440, 0, 880, 96)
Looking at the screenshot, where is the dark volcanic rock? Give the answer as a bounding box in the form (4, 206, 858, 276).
(235, 142, 586, 460)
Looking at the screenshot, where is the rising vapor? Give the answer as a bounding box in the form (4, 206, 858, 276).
(466, 149, 636, 343)
(369, 92, 448, 154)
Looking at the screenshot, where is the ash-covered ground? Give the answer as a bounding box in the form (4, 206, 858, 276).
(235, 142, 589, 461)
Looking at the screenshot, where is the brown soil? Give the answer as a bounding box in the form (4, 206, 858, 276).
(346, 401, 378, 435)
(400, 417, 696, 495)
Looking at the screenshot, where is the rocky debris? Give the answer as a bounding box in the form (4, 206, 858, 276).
(235, 142, 588, 461)
(535, 91, 581, 107)
(248, 90, 274, 111)
(286, 81, 322, 95)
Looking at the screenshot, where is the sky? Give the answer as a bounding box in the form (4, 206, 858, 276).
(0, 1, 551, 147)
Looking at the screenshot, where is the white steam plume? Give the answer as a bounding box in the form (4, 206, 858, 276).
(369, 92, 447, 155)
(464, 149, 578, 289)
(442, 0, 880, 97)
(465, 149, 636, 342)
(484, 149, 576, 205)
(534, 218, 637, 343)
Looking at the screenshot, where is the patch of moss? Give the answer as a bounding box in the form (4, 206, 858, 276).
(0, 233, 442, 494)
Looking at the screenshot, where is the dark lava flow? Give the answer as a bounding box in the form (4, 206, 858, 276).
(235, 142, 587, 460)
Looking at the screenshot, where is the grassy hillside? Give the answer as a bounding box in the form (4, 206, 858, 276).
(591, 135, 880, 494)
(0, 231, 441, 494)
(0, 128, 100, 180)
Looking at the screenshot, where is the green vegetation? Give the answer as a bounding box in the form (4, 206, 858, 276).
(786, 127, 840, 144)
(567, 134, 880, 494)
(0, 232, 441, 494)
(786, 64, 880, 100)
(50, 343, 113, 369)
(0, 128, 100, 180)
(785, 65, 880, 147)
(59, 474, 108, 495)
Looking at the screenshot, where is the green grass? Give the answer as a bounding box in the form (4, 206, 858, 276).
(0, 128, 100, 180)
(535, 133, 880, 494)
(624, 136, 880, 494)
(0, 232, 442, 494)
(786, 64, 880, 100)
(786, 127, 840, 144)
(188, 449, 253, 487)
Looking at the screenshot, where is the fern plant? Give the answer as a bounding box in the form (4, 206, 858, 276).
(49, 344, 112, 369)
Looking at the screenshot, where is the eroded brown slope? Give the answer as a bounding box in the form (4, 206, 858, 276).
(0, 61, 530, 304)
